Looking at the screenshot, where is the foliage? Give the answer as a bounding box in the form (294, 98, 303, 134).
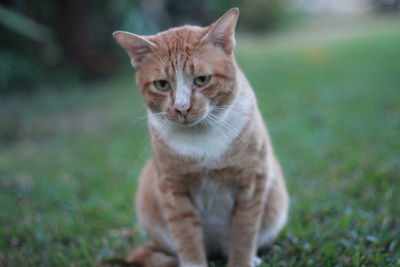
(0, 0, 290, 94)
(1, 17, 400, 266)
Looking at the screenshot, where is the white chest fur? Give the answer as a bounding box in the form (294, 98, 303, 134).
(189, 177, 236, 255)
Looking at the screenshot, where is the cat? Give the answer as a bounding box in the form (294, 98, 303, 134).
(113, 7, 289, 267)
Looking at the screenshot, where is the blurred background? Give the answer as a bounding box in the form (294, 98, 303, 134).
(1, 0, 399, 95)
(1, 0, 399, 266)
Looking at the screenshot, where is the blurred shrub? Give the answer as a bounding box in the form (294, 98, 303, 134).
(372, 0, 400, 12)
(0, 0, 289, 95)
(210, 0, 287, 31)
(0, 51, 44, 94)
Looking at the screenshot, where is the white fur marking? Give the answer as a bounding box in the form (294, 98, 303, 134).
(175, 67, 191, 111)
(190, 177, 236, 256)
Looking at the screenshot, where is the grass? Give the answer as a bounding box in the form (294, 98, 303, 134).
(1, 18, 400, 266)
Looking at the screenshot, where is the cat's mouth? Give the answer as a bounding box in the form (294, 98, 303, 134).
(171, 113, 208, 128)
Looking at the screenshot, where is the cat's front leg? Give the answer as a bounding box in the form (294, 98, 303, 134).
(159, 178, 208, 267)
(227, 174, 267, 267)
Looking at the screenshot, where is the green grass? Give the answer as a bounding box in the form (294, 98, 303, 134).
(1, 20, 400, 266)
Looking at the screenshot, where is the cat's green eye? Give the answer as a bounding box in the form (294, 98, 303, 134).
(153, 80, 171, 92)
(194, 75, 211, 87)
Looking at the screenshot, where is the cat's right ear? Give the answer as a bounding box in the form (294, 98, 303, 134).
(204, 8, 239, 55)
(113, 31, 156, 69)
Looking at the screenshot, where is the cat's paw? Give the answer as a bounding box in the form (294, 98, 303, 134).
(252, 256, 263, 267)
(228, 257, 263, 267)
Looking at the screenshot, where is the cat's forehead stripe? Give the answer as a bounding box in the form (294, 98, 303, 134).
(176, 54, 182, 72)
(150, 26, 207, 75)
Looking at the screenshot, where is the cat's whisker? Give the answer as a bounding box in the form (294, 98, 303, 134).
(211, 99, 245, 114)
(123, 113, 149, 132)
(204, 116, 231, 141)
(208, 107, 245, 122)
(207, 112, 248, 149)
(206, 113, 234, 139)
(207, 115, 245, 150)
(211, 106, 231, 114)
(124, 111, 166, 133)
(151, 111, 167, 118)
(150, 116, 169, 140)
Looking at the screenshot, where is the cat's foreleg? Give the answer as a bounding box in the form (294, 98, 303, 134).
(227, 174, 267, 267)
(160, 179, 208, 267)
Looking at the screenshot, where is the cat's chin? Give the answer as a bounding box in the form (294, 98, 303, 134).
(172, 118, 205, 128)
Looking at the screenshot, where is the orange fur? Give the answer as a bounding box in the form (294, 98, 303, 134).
(114, 8, 289, 267)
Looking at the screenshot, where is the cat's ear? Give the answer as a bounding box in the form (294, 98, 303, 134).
(113, 31, 157, 69)
(205, 8, 239, 55)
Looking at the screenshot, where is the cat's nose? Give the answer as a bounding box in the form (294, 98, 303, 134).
(174, 104, 192, 117)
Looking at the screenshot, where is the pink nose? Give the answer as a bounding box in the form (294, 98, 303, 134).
(174, 104, 192, 116)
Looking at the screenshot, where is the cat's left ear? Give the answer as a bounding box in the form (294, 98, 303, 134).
(113, 31, 157, 69)
(205, 8, 239, 55)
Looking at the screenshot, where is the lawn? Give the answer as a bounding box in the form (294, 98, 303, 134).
(1, 18, 400, 266)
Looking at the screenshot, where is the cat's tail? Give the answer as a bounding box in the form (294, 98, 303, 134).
(126, 244, 178, 267)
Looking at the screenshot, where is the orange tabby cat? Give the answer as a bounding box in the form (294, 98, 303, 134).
(113, 8, 289, 267)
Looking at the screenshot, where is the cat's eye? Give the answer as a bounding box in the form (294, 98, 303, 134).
(194, 75, 211, 87)
(153, 80, 171, 92)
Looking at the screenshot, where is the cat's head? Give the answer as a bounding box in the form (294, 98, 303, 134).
(114, 8, 239, 127)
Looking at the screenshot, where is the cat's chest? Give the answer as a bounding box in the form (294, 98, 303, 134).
(189, 176, 237, 254)
(190, 176, 237, 224)
(164, 128, 236, 165)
